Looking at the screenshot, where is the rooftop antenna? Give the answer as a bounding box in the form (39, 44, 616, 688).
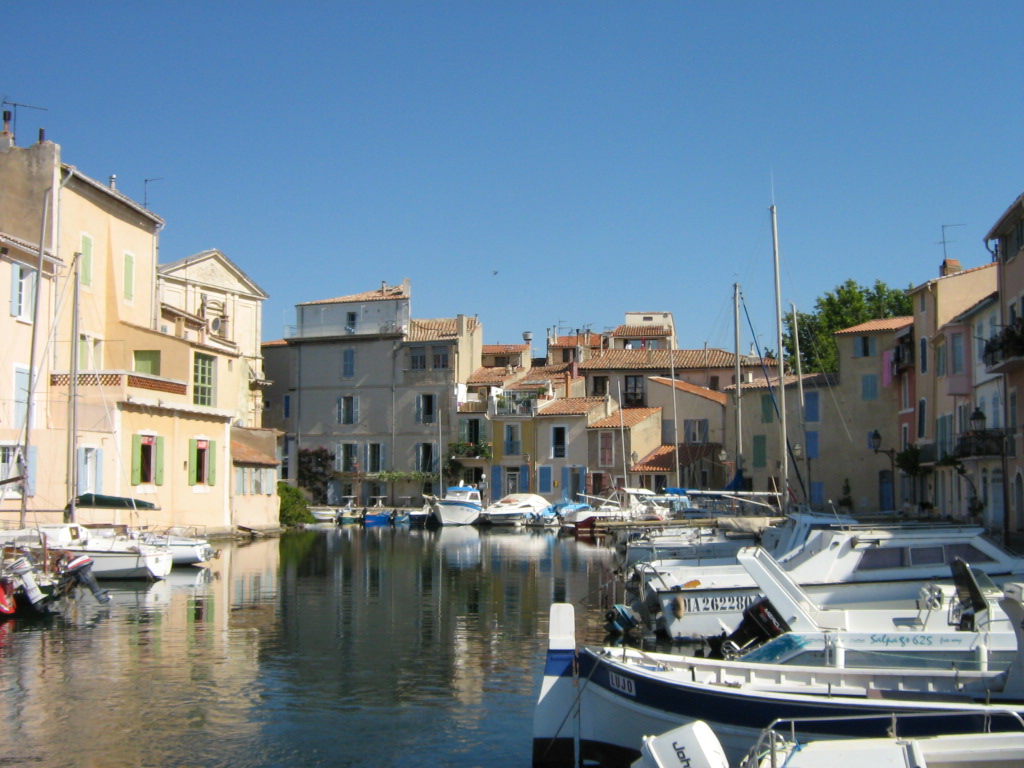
(1, 99, 47, 140)
(940, 223, 965, 260)
(143, 178, 163, 209)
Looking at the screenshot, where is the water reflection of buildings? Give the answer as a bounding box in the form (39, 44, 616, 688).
(0, 537, 281, 767)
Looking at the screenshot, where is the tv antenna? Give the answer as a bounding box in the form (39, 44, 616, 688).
(144, 178, 163, 209)
(939, 223, 965, 260)
(1, 99, 47, 138)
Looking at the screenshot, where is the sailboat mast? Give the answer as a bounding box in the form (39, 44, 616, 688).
(771, 205, 787, 511)
(792, 301, 807, 504)
(733, 283, 742, 479)
(67, 255, 81, 522)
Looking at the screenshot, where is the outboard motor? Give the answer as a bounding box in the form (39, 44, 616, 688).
(59, 554, 111, 604)
(8, 556, 47, 607)
(706, 597, 791, 659)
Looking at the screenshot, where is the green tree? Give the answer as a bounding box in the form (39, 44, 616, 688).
(297, 446, 335, 504)
(783, 279, 913, 373)
(278, 481, 316, 526)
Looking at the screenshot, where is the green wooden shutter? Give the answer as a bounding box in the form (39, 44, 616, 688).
(123, 253, 134, 300)
(208, 440, 217, 486)
(131, 434, 142, 485)
(188, 439, 197, 486)
(155, 436, 164, 485)
(81, 235, 92, 286)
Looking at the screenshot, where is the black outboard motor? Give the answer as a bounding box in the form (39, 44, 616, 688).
(59, 554, 111, 604)
(706, 597, 791, 659)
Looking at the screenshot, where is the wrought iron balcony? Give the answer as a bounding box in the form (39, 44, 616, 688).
(983, 324, 1024, 373)
(954, 429, 1008, 459)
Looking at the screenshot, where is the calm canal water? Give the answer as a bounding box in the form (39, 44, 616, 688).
(0, 525, 618, 767)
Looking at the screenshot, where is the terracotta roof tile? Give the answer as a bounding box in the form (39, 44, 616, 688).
(537, 397, 608, 416)
(578, 349, 772, 370)
(550, 332, 604, 348)
(648, 376, 728, 405)
(835, 317, 914, 335)
(483, 344, 528, 354)
(613, 325, 671, 338)
(726, 371, 836, 392)
(633, 443, 722, 472)
(231, 441, 279, 466)
(588, 407, 661, 429)
(467, 366, 521, 385)
(406, 317, 479, 342)
(298, 281, 409, 306)
(262, 339, 289, 348)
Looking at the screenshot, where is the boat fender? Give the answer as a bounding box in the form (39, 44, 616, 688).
(683, 579, 701, 588)
(672, 595, 686, 619)
(636, 720, 729, 768)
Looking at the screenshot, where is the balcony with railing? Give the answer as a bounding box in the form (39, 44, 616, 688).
(983, 323, 1024, 373)
(493, 394, 537, 417)
(890, 338, 914, 377)
(503, 440, 522, 455)
(955, 428, 1012, 459)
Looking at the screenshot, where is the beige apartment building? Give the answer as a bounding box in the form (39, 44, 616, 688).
(0, 124, 277, 534)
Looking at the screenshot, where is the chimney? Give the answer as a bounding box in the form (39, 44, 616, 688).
(108, 174, 117, 190)
(0, 110, 13, 151)
(940, 258, 962, 277)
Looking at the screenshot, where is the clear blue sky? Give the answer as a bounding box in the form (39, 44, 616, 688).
(6, 3, 1022, 352)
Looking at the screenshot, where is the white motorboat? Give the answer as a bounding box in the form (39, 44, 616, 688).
(140, 526, 219, 566)
(630, 713, 1024, 768)
(633, 521, 1024, 640)
(478, 493, 550, 526)
(1, 524, 173, 580)
(533, 594, 1024, 767)
(706, 551, 1016, 670)
(426, 484, 483, 526)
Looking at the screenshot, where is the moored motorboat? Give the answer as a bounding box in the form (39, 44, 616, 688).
(478, 493, 550, 526)
(426, 483, 483, 526)
(533, 590, 1024, 767)
(140, 526, 219, 566)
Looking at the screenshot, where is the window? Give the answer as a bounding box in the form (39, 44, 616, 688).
(920, 338, 928, 374)
(415, 443, 434, 473)
(14, 366, 29, 430)
(78, 335, 102, 370)
(909, 545, 944, 566)
(709, 375, 720, 391)
(856, 547, 905, 571)
(504, 423, 521, 455)
(123, 252, 135, 301)
(346, 311, 357, 332)
(761, 393, 774, 423)
(193, 353, 215, 406)
(10, 263, 36, 320)
(133, 350, 161, 375)
(283, 395, 291, 419)
(853, 335, 876, 357)
(335, 442, 358, 472)
(342, 349, 355, 378)
(410, 347, 426, 370)
(752, 435, 767, 468)
(459, 417, 483, 444)
(935, 343, 946, 377)
(189, 439, 216, 486)
(552, 426, 567, 458)
(337, 395, 358, 424)
(80, 235, 92, 287)
(683, 419, 709, 444)
(861, 374, 879, 400)
(599, 432, 614, 467)
(918, 399, 927, 439)
(623, 375, 644, 407)
(0, 444, 24, 498)
(804, 391, 819, 422)
(131, 434, 164, 485)
(417, 393, 436, 424)
(77, 445, 101, 495)
(592, 376, 609, 396)
(368, 443, 385, 473)
(432, 346, 449, 369)
(951, 333, 964, 374)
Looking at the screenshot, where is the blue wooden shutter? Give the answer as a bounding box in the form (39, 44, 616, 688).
(9, 264, 20, 316)
(561, 466, 572, 499)
(490, 466, 501, 495)
(26, 446, 36, 497)
(519, 465, 529, 492)
(539, 466, 552, 493)
(806, 430, 819, 459)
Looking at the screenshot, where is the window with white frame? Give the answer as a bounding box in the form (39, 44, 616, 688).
(951, 333, 964, 374)
(0, 444, 23, 497)
(10, 263, 36, 321)
(193, 353, 216, 406)
(417, 393, 436, 424)
(338, 395, 358, 424)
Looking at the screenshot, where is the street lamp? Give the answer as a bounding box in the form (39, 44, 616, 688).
(870, 430, 897, 511)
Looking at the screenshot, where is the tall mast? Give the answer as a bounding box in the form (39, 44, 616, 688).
(771, 205, 787, 511)
(733, 283, 742, 479)
(67, 254, 81, 521)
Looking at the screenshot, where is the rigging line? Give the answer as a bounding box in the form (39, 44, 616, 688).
(740, 296, 807, 498)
